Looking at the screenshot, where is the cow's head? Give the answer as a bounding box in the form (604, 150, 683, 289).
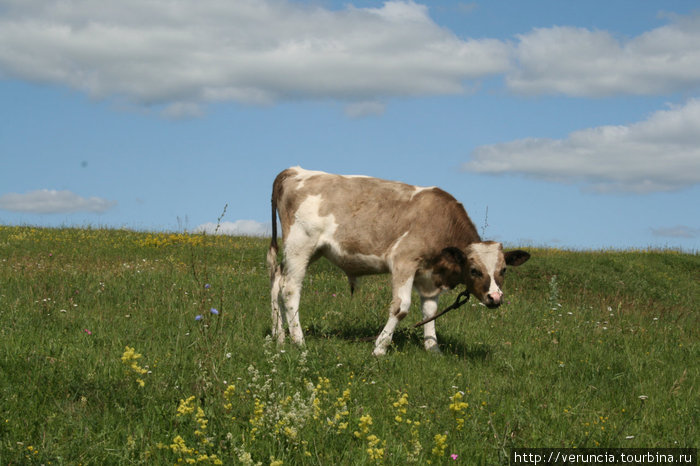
(432, 242, 530, 308)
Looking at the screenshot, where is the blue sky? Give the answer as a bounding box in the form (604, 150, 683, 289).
(1, 0, 699, 250)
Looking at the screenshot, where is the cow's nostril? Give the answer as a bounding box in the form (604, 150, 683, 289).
(486, 292, 502, 307)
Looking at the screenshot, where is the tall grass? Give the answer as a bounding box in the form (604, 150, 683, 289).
(0, 226, 697, 464)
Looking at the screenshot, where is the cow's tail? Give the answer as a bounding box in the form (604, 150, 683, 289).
(267, 175, 282, 281)
(268, 171, 286, 341)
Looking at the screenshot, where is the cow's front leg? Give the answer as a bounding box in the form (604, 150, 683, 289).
(373, 273, 414, 356)
(420, 295, 441, 353)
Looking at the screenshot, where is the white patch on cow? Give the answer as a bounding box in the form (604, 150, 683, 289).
(420, 296, 440, 352)
(396, 277, 413, 316)
(290, 166, 327, 190)
(386, 230, 409, 269)
(292, 167, 372, 190)
(373, 314, 399, 356)
(287, 194, 335, 246)
(470, 242, 504, 296)
(470, 242, 501, 270)
(410, 185, 435, 199)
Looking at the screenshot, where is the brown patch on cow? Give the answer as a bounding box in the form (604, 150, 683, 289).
(429, 247, 467, 289)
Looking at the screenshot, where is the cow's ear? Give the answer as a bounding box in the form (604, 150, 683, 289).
(441, 247, 466, 268)
(434, 247, 467, 288)
(504, 249, 530, 266)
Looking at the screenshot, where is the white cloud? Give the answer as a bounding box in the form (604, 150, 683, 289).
(0, 0, 510, 111)
(2, 2, 698, 110)
(0, 189, 117, 214)
(463, 99, 700, 193)
(508, 15, 700, 96)
(651, 225, 699, 239)
(195, 220, 270, 237)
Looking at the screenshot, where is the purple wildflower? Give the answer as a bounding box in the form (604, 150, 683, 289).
(195, 315, 202, 321)
(210, 308, 219, 315)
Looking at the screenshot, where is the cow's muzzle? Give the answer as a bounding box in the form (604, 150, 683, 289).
(484, 290, 503, 308)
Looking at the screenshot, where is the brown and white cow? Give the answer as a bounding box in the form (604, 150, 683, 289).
(267, 167, 530, 356)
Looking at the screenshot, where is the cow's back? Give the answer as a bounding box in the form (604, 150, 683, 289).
(274, 167, 479, 267)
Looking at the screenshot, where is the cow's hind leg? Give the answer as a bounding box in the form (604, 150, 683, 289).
(270, 262, 285, 344)
(280, 258, 308, 345)
(373, 271, 414, 356)
(279, 229, 320, 345)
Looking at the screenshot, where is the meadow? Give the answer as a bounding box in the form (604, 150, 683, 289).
(0, 225, 697, 465)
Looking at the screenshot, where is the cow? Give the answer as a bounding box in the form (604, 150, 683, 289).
(267, 167, 530, 356)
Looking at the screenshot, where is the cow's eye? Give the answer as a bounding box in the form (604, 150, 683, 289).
(470, 268, 482, 278)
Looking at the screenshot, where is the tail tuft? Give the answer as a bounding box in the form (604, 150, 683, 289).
(267, 243, 279, 281)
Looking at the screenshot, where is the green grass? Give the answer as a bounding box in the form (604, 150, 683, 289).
(0, 226, 697, 465)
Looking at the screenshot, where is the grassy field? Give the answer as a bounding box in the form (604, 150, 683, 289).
(0, 226, 697, 465)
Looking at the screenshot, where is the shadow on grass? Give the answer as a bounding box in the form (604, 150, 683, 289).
(303, 323, 493, 361)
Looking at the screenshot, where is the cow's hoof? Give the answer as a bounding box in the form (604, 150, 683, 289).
(425, 342, 442, 354)
(271, 329, 286, 345)
(290, 337, 305, 346)
(372, 346, 387, 357)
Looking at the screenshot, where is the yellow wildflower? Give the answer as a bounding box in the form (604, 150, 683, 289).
(354, 414, 373, 438)
(432, 433, 448, 457)
(121, 346, 148, 386)
(121, 346, 141, 364)
(283, 426, 298, 440)
(448, 391, 469, 430)
(170, 435, 194, 456)
(316, 376, 331, 395)
(393, 392, 409, 413)
(448, 392, 468, 413)
(366, 434, 385, 463)
(177, 396, 196, 417)
(313, 397, 322, 420)
(392, 392, 409, 424)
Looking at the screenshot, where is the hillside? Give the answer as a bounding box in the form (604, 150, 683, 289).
(0, 226, 697, 464)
